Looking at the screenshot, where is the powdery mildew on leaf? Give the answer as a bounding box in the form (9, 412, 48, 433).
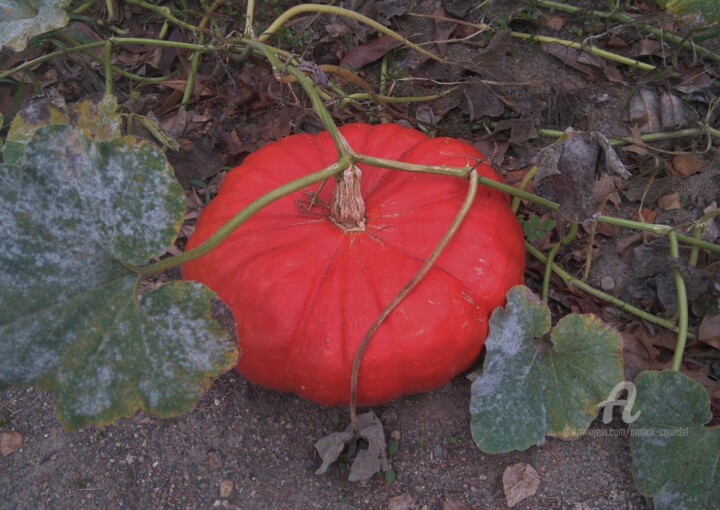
(629, 370, 720, 510)
(3, 93, 121, 166)
(470, 286, 624, 454)
(0, 124, 237, 429)
(0, 0, 69, 52)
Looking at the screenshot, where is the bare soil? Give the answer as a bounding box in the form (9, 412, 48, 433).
(1, 372, 648, 510)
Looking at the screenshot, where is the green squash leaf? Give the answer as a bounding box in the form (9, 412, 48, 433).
(470, 286, 624, 453)
(0, 0, 69, 52)
(657, 0, 720, 24)
(629, 370, 720, 510)
(0, 123, 238, 430)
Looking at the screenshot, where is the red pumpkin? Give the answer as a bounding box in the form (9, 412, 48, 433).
(183, 123, 525, 406)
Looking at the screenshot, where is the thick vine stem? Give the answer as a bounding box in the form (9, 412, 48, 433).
(414, 13, 655, 71)
(349, 170, 480, 434)
(541, 222, 578, 303)
(525, 242, 697, 339)
(140, 159, 350, 276)
(535, 0, 720, 62)
(669, 231, 689, 372)
(689, 208, 720, 267)
(259, 4, 443, 64)
(248, 41, 352, 157)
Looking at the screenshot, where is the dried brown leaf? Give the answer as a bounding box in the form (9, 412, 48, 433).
(341, 34, 404, 69)
(454, 30, 513, 82)
(602, 65, 626, 84)
(629, 88, 661, 133)
(622, 175, 675, 204)
(314, 411, 389, 482)
(387, 493, 414, 510)
(432, 7, 457, 57)
(540, 43, 597, 80)
(633, 207, 657, 224)
(442, 499, 475, 510)
(0, 431, 22, 457)
(658, 192, 681, 210)
(444, 0, 474, 18)
(606, 34, 627, 48)
(533, 130, 630, 223)
(219, 480, 233, 498)
(503, 463, 540, 508)
(473, 138, 510, 168)
(460, 81, 504, 120)
(670, 154, 704, 177)
(637, 38, 662, 56)
(167, 137, 225, 183)
(660, 91, 690, 131)
(594, 173, 622, 209)
(675, 64, 717, 94)
(545, 15, 566, 31)
(699, 313, 720, 350)
(621, 331, 656, 381)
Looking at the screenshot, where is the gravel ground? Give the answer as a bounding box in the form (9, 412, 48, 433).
(1, 370, 649, 510)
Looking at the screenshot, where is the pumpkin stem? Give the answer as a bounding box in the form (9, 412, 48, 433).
(330, 164, 366, 231)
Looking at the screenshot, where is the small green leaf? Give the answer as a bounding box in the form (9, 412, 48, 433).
(4, 93, 121, 166)
(470, 286, 624, 453)
(0, 124, 238, 429)
(629, 370, 720, 510)
(521, 214, 556, 242)
(388, 439, 400, 458)
(0, 0, 70, 52)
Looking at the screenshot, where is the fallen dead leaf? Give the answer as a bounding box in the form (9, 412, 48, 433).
(675, 64, 717, 94)
(219, 480, 233, 498)
(1, 431, 22, 457)
(314, 411, 389, 482)
(541, 43, 597, 80)
(660, 91, 691, 131)
(432, 6, 458, 57)
(628, 240, 711, 314)
(443, 0, 473, 17)
(633, 207, 657, 224)
(442, 498, 475, 510)
(658, 192, 681, 210)
(699, 313, 720, 350)
(629, 88, 660, 133)
(602, 65, 626, 84)
(387, 493, 414, 510)
(606, 34, 627, 48)
(460, 81, 504, 120)
(503, 462, 540, 508)
(622, 331, 657, 381)
(544, 15, 565, 31)
(593, 173, 622, 209)
(167, 137, 225, 183)
(669, 154, 704, 177)
(341, 34, 404, 69)
(533, 129, 631, 223)
(637, 38, 663, 56)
